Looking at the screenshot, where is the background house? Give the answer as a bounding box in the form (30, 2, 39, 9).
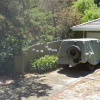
(71, 18, 100, 39)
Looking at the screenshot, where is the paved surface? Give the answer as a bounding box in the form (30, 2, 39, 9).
(49, 67, 100, 100)
(0, 65, 100, 100)
(22, 65, 100, 100)
(49, 78, 100, 100)
(22, 67, 84, 100)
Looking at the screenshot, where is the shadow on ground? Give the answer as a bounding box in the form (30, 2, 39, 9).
(58, 64, 100, 78)
(0, 76, 51, 100)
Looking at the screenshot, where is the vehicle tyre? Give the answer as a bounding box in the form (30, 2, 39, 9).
(85, 62, 94, 71)
(67, 45, 81, 60)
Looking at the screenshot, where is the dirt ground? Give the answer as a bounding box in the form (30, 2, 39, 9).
(0, 65, 100, 100)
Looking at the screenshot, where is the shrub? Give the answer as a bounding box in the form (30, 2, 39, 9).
(81, 8, 100, 22)
(29, 55, 58, 74)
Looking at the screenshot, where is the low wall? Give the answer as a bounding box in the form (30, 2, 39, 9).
(14, 40, 62, 75)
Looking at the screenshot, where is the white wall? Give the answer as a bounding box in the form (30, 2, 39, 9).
(87, 32, 100, 39)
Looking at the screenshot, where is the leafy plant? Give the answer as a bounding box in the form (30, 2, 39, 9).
(73, 0, 97, 13)
(94, 0, 100, 7)
(81, 8, 100, 22)
(73, 0, 100, 23)
(29, 55, 58, 74)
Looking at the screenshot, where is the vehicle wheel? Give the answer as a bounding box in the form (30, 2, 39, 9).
(67, 45, 81, 60)
(85, 62, 94, 71)
(61, 64, 69, 69)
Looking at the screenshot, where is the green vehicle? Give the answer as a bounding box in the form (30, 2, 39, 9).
(58, 38, 100, 71)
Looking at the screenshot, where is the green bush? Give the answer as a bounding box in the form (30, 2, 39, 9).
(73, 0, 97, 13)
(29, 55, 58, 74)
(81, 8, 100, 22)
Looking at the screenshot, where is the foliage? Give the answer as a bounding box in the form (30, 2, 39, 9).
(81, 8, 100, 22)
(0, 0, 30, 74)
(2, 0, 99, 74)
(59, 7, 82, 39)
(25, 7, 55, 44)
(94, 0, 100, 7)
(73, 0, 100, 22)
(0, 0, 55, 74)
(40, 0, 76, 39)
(73, 0, 97, 13)
(29, 55, 58, 74)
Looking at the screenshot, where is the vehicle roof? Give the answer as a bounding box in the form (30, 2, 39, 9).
(63, 38, 99, 41)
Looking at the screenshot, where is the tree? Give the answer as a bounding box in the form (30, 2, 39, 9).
(59, 7, 82, 39)
(81, 8, 100, 22)
(39, 0, 77, 39)
(73, 0, 97, 13)
(25, 7, 55, 44)
(73, 0, 100, 22)
(0, 0, 56, 74)
(94, 0, 100, 7)
(0, 0, 81, 74)
(0, 0, 30, 74)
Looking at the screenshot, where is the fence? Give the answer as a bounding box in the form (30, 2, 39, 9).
(14, 40, 62, 75)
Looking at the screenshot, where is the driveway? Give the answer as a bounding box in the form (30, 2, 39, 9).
(0, 65, 100, 100)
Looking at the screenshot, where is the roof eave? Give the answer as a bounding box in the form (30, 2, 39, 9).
(71, 27, 100, 31)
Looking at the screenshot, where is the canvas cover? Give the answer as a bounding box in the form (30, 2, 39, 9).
(58, 38, 100, 66)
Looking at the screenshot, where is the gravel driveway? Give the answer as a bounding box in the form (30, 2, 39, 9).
(0, 65, 100, 100)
